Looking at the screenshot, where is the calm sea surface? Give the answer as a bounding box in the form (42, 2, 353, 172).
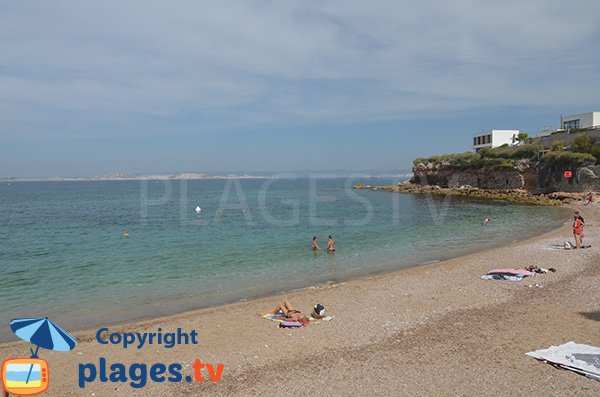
(0, 178, 568, 341)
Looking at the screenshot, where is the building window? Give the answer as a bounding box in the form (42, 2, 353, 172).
(473, 137, 477, 146)
(563, 120, 580, 129)
(487, 134, 492, 144)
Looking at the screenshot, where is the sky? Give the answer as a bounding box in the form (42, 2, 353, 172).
(1, 0, 600, 177)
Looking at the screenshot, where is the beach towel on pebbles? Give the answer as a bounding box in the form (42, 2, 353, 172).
(526, 342, 600, 381)
(546, 243, 592, 250)
(480, 268, 535, 281)
(278, 321, 305, 328)
(262, 313, 332, 328)
(262, 313, 286, 322)
(262, 314, 306, 328)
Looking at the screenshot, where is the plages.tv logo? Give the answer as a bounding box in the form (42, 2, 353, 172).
(2, 317, 77, 396)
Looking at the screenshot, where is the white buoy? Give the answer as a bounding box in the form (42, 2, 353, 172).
(195, 206, 202, 213)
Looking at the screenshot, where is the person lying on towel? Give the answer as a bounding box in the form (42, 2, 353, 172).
(260, 300, 312, 324)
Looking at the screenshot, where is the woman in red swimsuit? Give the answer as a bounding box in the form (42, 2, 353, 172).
(572, 211, 585, 249)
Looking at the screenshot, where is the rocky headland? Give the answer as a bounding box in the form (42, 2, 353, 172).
(353, 144, 599, 206)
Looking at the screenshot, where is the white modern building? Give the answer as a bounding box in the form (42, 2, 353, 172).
(560, 112, 600, 130)
(472, 130, 519, 151)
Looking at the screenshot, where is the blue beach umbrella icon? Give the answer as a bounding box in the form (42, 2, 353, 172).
(9, 317, 77, 384)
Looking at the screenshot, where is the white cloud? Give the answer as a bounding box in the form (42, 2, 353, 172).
(0, 0, 599, 138)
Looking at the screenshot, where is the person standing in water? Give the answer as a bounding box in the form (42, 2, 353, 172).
(327, 234, 335, 253)
(312, 236, 319, 251)
(572, 211, 585, 249)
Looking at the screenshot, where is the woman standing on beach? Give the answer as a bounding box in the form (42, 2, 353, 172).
(572, 211, 585, 249)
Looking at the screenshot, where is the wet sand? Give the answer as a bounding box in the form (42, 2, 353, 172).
(1, 205, 599, 396)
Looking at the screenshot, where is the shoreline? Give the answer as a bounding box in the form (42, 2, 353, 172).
(0, 219, 570, 346)
(0, 203, 569, 345)
(2, 203, 599, 396)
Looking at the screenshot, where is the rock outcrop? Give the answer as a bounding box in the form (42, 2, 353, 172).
(539, 164, 600, 192)
(410, 160, 538, 191)
(352, 158, 594, 206)
(352, 183, 566, 206)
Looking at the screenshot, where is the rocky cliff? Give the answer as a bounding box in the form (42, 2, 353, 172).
(410, 160, 538, 191)
(410, 158, 600, 193)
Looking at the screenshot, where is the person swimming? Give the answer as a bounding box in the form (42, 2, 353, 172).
(312, 236, 319, 250)
(123, 230, 129, 237)
(482, 217, 491, 226)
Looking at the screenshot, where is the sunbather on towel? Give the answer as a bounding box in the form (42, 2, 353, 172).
(260, 300, 311, 324)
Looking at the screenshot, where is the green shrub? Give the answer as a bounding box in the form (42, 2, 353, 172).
(412, 152, 517, 171)
(477, 142, 543, 160)
(591, 145, 600, 163)
(571, 134, 593, 153)
(540, 151, 596, 167)
(412, 152, 479, 167)
(508, 142, 543, 159)
(477, 148, 495, 159)
(551, 140, 565, 152)
(484, 158, 516, 170)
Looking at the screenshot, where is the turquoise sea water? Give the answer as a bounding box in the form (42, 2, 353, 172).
(0, 178, 568, 341)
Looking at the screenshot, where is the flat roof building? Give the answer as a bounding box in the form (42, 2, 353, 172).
(473, 130, 519, 151)
(560, 112, 600, 130)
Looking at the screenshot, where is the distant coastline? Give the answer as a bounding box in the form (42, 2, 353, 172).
(0, 172, 267, 182)
(0, 170, 412, 182)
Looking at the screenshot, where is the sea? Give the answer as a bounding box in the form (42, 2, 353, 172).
(0, 177, 569, 342)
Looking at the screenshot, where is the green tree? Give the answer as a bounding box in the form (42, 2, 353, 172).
(515, 132, 529, 144)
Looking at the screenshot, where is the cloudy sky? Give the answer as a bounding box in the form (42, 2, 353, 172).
(1, 0, 599, 177)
